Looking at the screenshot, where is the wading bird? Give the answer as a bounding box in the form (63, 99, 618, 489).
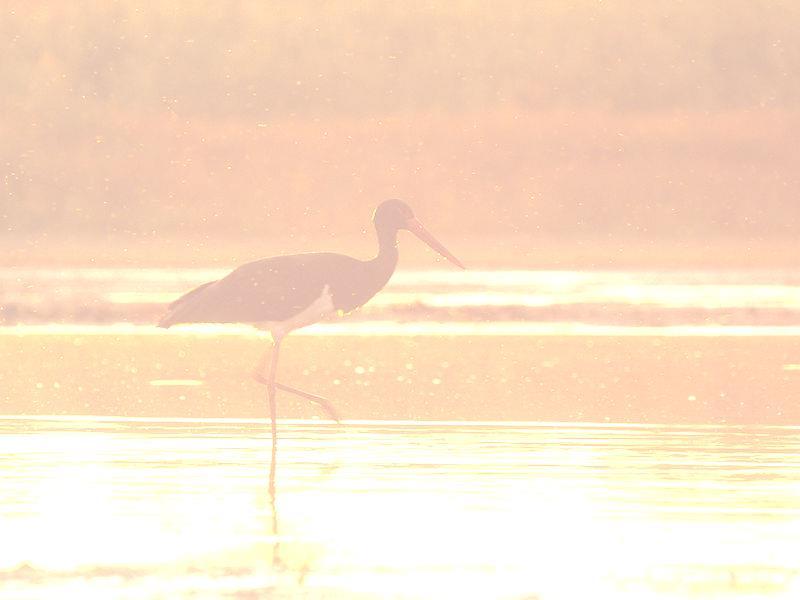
(158, 199, 464, 492)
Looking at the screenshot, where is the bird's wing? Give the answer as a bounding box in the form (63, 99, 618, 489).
(158, 280, 218, 327)
(168, 280, 216, 310)
(160, 254, 337, 326)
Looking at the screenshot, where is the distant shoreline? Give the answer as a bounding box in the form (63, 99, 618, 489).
(3, 234, 799, 270)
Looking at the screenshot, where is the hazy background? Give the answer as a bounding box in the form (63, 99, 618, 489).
(2, 1, 799, 267)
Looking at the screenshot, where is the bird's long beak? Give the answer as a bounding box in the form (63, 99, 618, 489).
(405, 217, 465, 269)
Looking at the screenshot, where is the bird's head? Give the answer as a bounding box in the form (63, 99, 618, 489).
(373, 199, 465, 269)
(372, 199, 415, 231)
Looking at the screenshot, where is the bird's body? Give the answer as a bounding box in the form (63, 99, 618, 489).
(158, 199, 463, 495)
(159, 250, 397, 335)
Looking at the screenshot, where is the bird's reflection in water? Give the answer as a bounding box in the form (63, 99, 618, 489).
(269, 487, 282, 569)
(264, 428, 344, 576)
(265, 417, 284, 570)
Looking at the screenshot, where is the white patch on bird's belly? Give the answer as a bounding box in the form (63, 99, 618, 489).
(259, 284, 335, 339)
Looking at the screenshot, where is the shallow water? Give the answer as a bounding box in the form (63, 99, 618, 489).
(2, 417, 799, 599)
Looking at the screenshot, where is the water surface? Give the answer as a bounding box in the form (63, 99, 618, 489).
(2, 417, 799, 598)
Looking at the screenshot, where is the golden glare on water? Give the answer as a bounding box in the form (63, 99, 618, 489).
(2, 418, 800, 598)
(148, 379, 205, 387)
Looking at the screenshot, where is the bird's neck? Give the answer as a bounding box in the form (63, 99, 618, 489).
(370, 225, 399, 277)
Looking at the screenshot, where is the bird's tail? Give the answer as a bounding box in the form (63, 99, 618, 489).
(157, 280, 217, 328)
(157, 314, 175, 328)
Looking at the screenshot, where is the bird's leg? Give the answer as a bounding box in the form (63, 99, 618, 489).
(275, 382, 341, 423)
(252, 346, 341, 423)
(267, 335, 282, 497)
